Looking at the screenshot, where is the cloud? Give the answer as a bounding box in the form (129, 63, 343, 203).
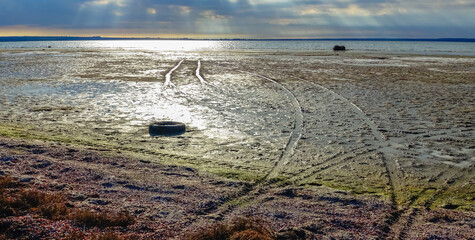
(200, 10, 230, 20)
(0, 0, 473, 38)
(169, 5, 192, 15)
(298, 8, 323, 16)
(303, 4, 373, 17)
(146, 8, 156, 15)
(81, 0, 128, 7)
(248, 0, 290, 5)
(269, 18, 299, 25)
(291, 3, 400, 17)
(113, 10, 124, 16)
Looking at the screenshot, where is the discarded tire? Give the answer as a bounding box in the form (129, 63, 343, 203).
(333, 45, 346, 51)
(149, 121, 186, 136)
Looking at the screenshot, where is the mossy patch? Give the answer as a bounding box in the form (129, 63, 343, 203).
(0, 124, 108, 148)
(266, 176, 292, 186)
(0, 123, 262, 183)
(429, 184, 475, 211)
(321, 180, 388, 197)
(208, 168, 263, 182)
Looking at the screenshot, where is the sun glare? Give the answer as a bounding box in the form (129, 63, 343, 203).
(89, 40, 222, 51)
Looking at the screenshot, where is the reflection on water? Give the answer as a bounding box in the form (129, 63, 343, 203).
(1, 40, 474, 56)
(0, 40, 224, 51)
(0, 49, 293, 141)
(86, 40, 224, 51)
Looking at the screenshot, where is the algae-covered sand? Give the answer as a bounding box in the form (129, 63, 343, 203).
(0, 49, 474, 239)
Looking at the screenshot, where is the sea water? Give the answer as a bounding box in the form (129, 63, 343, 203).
(1, 40, 474, 56)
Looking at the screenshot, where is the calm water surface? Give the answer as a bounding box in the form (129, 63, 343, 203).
(1, 40, 474, 56)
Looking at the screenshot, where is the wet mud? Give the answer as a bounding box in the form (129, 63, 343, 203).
(0, 49, 474, 238)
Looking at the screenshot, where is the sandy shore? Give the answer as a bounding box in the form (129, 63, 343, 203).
(0, 49, 474, 239)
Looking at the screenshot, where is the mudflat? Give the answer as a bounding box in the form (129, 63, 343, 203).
(0, 49, 473, 239)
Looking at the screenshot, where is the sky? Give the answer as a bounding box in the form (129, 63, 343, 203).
(0, 0, 474, 38)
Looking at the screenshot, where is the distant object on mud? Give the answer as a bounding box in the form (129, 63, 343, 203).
(333, 45, 346, 51)
(149, 121, 186, 136)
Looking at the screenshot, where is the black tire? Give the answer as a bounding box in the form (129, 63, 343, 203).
(149, 121, 186, 136)
(333, 45, 346, 51)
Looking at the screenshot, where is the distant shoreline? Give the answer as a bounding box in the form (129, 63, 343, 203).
(1, 36, 474, 43)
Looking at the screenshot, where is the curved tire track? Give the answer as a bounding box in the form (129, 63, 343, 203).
(243, 72, 303, 183)
(284, 75, 407, 239)
(193, 70, 304, 220)
(164, 59, 184, 88)
(303, 80, 384, 141)
(195, 60, 209, 87)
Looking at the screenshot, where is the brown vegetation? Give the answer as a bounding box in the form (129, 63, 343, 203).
(70, 210, 135, 228)
(65, 231, 126, 240)
(186, 217, 276, 240)
(1, 175, 68, 220)
(0, 175, 135, 239)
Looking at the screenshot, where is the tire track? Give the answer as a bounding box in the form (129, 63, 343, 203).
(291, 148, 376, 185)
(285, 77, 467, 215)
(283, 76, 393, 179)
(243, 72, 303, 182)
(161, 59, 202, 103)
(303, 80, 384, 141)
(394, 208, 418, 240)
(424, 166, 473, 209)
(206, 67, 303, 183)
(195, 67, 439, 240)
(183, 65, 465, 239)
(388, 157, 473, 239)
(268, 150, 374, 189)
(195, 60, 208, 87)
(281, 75, 406, 239)
(192, 70, 304, 220)
(164, 59, 184, 88)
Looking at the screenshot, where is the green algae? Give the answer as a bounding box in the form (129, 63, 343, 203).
(0, 123, 262, 183)
(207, 168, 264, 182)
(1, 122, 473, 211)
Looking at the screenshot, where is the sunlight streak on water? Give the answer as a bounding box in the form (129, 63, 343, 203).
(94, 40, 223, 51)
(101, 81, 211, 133)
(1, 40, 474, 56)
(13, 40, 224, 51)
